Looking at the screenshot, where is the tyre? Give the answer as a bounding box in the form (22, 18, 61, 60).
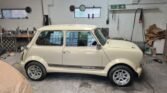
(108, 65, 134, 87)
(25, 62, 47, 81)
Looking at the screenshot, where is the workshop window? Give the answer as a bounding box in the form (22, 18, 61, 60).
(66, 31, 96, 47)
(2, 9, 28, 19)
(74, 8, 101, 18)
(36, 31, 63, 46)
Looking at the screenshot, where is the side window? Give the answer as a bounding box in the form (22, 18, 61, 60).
(36, 31, 63, 46)
(66, 31, 96, 47)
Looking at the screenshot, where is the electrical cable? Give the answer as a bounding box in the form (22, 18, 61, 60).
(131, 8, 147, 52)
(138, 8, 146, 52)
(141, 9, 146, 52)
(130, 9, 139, 41)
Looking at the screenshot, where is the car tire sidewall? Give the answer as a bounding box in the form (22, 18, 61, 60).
(108, 65, 134, 87)
(26, 62, 47, 81)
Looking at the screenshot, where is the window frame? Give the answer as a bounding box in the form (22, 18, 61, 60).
(35, 30, 64, 46)
(94, 28, 107, 46)
(2, 8, 28, 19)
(65, 30, 98, 47)
(74, 7, 101, 18)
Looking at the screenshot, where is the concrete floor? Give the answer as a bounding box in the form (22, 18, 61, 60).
(1, 53, 167, 93)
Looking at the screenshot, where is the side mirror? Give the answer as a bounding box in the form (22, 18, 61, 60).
(96, 44, 102, 50)
(92, 41, 97, 46)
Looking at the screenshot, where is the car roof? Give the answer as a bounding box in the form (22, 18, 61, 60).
(38, 24, 97, 31)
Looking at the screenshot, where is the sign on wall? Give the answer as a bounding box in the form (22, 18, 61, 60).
(111, 4, 126, 9)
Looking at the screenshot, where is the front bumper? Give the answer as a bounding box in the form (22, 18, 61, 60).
(20, 61, 26, 69)
(136, 65, 143, 77)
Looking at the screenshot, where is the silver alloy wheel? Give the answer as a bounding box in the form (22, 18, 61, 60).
(27, 65, 42, 80)
(113, 69, 131, 86)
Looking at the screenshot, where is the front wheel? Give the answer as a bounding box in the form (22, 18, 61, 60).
(108, 65, 134, 87)
(25, 62, 47, 81)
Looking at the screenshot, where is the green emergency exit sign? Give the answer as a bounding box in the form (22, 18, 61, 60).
(111, 4, 126, 9)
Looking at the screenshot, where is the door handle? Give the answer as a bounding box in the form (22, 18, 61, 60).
(63, 50, 71, 54)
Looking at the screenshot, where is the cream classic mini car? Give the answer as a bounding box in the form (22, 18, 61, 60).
(20, 24, 143, 86)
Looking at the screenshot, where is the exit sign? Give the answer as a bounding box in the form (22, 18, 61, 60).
(111, 4, 126, 9)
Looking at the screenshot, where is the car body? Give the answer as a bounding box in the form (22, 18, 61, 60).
(20, 24, 143, 86)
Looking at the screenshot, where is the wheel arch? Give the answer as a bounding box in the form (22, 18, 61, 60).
(24, 60, 47, 81)
(104, 59, 138, 77)
(24, 56, 48, 71)
(107, 63, 138, 77)
(25, 61, 43, 69)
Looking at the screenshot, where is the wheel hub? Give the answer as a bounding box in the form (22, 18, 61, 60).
(113, 69, 130, 86)
(27, 65, 42, 80)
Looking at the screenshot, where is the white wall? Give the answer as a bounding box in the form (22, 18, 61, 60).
(0, 0, 167, 42)
(0, 0, 43, 30)
(48, 0, 108, 27)
(47, 0, 167, 41)
(110, 0, 167, 4)
(109, 0, 167, 41)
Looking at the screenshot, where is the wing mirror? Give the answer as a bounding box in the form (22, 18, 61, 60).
(96, 44, 102, 50)
(92, 41, 97, 46)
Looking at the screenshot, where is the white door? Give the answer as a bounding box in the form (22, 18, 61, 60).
(33, 30, 64, 65)
(63, 31, 103, 67)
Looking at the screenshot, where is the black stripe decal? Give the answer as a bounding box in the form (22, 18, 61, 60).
(48, 64, 105, 70)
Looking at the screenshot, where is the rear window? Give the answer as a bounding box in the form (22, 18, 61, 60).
(36, 31, 63, 46)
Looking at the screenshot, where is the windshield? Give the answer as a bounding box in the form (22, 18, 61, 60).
(94, 28, 107, 45)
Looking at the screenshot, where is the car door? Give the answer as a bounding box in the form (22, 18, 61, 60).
(63, 31, 103, 67)
(32, 30, 63, 65)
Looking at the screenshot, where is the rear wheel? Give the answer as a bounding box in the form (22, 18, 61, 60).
(25, 62, 47, 81)
(108, 65, 134, 87)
